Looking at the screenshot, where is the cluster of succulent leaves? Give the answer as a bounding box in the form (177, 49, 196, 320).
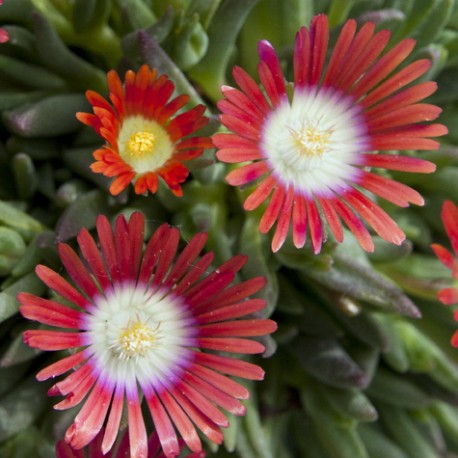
(0, 0, 458, 457)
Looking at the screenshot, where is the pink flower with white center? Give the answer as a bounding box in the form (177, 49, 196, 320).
(0, 1, 8, 43)
(214, 14, 448, 254)
(56, 427, 206, 457)
(19, 212, 276, 458)
(431, 200, 458, 346)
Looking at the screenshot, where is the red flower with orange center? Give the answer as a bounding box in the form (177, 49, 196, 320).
(77, 65, 213, 196)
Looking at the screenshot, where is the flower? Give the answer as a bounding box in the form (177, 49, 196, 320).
(56, 428, 206, 458)
(77, 65, 213, 196)
(431, 200, 458, 345)
(19, 212, 276, 458)
(214, 14, 447, 254)
(0, 1, 8, 43)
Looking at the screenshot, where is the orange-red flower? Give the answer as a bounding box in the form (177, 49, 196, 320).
(214, 14, 447, 254)
(77, 65, 213, 196)
(431, 200, 458, 346)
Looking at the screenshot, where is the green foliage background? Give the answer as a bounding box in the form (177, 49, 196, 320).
(0, 0, 458, 457)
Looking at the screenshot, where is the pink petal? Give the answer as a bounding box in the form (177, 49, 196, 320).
(157, 388, 202, 453)
(259, 185, 286, 233)
(226, 162, 269, 186)
(317, 196, 344, 243)
(360, 153, 436, 173)
(127, 388, 148, 458)
(168, 387, 224, 445)
(333, 198, 374, 252)
(175, 252, 214, 295)
(442, 201, 458, 256)
(188, 363, 250, 399)
(163, 232, 208, 288)
(19, 293, 82, 329)
(196, 298, 266, 323)
(244, 175, 277, 210)
(151, 227, 180, 288)
(193, 352, 265, 380)
(23, 330, 84, 350)
(306, 198, 323, 254)
(66, 380, 113, 449)
(77, 228, 112, 290)
(102, 385, 124, 454)
(358, 170, 424, 207)
(195, 276, 266, 312)
(292, 194, 307, 248)
(322, 19, 357, 86)
(309, 14, 330, 86)
(138, 224, 171, 285)
(182, 371, 245, 416)
(35, 265, 88, 309)
(431, 244, 456, 271)
(352, 38, 416, 101)
(343, 189, 405, 245)
(198, 319, 277, 337)
(232, 66, 271, 114)
(175, 380, 228, 426)
(438, 287, 458, 305)
(36, 351, 87, 381)
(145, 391, 180, 458)
(96, 214, 121, 283)
(272, 186, 294, 252)
(197, 337, 265, 354)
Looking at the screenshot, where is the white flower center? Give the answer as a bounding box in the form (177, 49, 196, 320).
(118, 116, 174, 174)
(261, 87, 369, 197)
(83, 284, 196, 388)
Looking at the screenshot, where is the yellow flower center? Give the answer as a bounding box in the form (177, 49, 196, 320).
(292, 126, 332, 157)
(118, 117, 174, 174)
(127, 131, 157, 158)
(118, 320, 159, 359)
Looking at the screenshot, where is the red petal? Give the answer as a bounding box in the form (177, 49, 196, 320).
(442, 200, 458, 256)
(19, 293, 82, 329)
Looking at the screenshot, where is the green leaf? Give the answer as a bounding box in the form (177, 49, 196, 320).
(55, 189, 111, 242)
(72, 0, 112, 33)
(0, 54, 66, 90)
(3, 94, 90, 138)
(0, 200, 45, 241)
(0, 271, 46, 324)
(290, 335, 370, 389)
(188, 0, 261, 101)
(0, 375, 49, 442)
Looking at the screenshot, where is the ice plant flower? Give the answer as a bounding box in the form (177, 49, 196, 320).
(214, 14, 447, 253)
(77, 65, 213, 196)
(19, 212, 276, 458)
(56, 428, 205, 458)
(0, 1, 8, 43)
(431, 200, 458, 345)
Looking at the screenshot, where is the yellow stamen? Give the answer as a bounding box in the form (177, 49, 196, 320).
(292, 126, 332, 157)
(127, 131, 156, 158)
(118, 321, 159, 359)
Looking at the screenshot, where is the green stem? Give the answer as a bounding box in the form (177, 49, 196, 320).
(188, 0, 261, 101)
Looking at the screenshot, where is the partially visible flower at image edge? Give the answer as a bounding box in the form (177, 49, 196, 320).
(77, 64, 213, 196)
(19, 212, 276, 458)
(0, 1, 8, 43)
(431, 200, 458, 346)
(214, 13, 448, 254)
(56, 427, 205, 458)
